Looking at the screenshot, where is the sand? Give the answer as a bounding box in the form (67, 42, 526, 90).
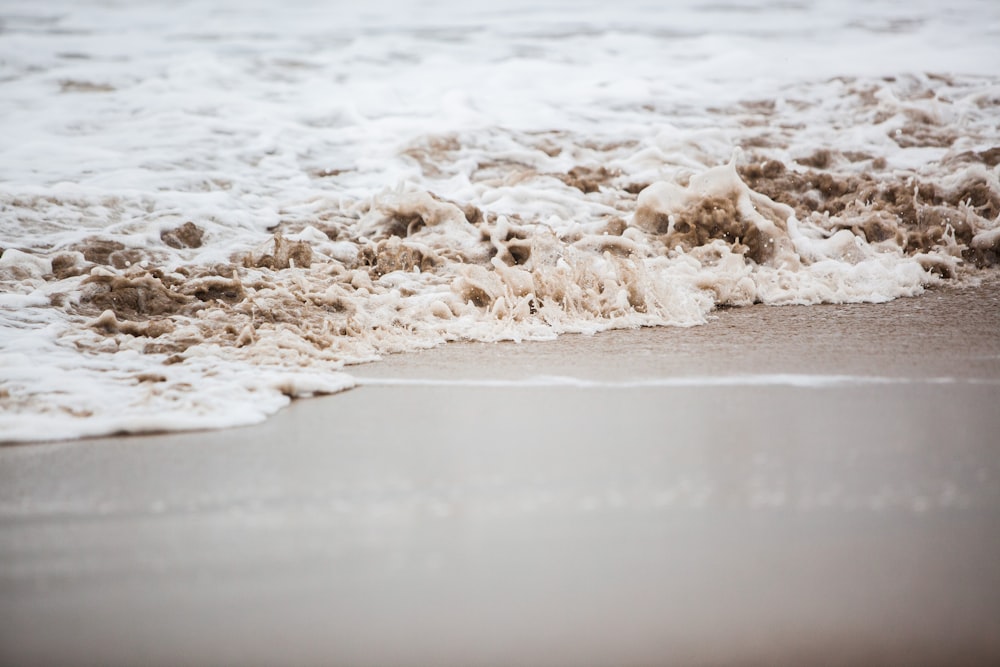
(1, 276, 999, 666)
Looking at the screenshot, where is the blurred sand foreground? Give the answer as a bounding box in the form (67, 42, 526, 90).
(1, 276, 999, 667)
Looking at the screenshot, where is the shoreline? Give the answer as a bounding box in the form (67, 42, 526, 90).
(348, 271, 1000, 384)
(2, 276, 999, 665)
(6, 270, 999, 450)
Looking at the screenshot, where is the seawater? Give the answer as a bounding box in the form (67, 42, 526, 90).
(1, 0, 999, 442)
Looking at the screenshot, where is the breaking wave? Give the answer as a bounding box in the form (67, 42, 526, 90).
(1, 0, 999, 442)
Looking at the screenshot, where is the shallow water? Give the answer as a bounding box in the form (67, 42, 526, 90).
(3, 285, 1000, 664)
(1, 0, 999, 441)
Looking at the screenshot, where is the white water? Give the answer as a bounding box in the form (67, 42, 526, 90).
(1, 0, 999, 442)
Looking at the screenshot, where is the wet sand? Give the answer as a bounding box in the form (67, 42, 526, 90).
(1, 276, 999, 666)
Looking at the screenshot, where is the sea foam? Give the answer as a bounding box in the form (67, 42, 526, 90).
(1, 0, 998, 442)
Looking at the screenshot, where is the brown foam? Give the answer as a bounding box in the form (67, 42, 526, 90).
(796, 149, 833, 169)
(44, 83, 997, 378)
(77, 238, 125, 265)
(579, 139, 640, 153)
(737, 158, 999, 264)
(366, 193, 482, 241)
(558, 165, 619, 194)
(308, 167, 349, 179)
(946, 147, 1000, 168)
(358, 237, 439, 277)
(401, 134, 462, 177)
(49, 253, 88, 280)
(80, 273, 190, 319)
(160, 222, 205, 249)
(180, 273, 245, 304)
(59, 80, 115, 93)
(472, 159, 538, 187)
(89, 309, 175, 338)
(635, 193, 773, 263)
(673, 197, 772, 264)
(242, 233, 313, 270)
(890, 122, 956, 149)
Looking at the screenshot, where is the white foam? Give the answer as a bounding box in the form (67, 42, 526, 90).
(1, 0, 998, 442)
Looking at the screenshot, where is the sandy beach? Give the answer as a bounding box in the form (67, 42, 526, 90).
(1, 276, 999, 666)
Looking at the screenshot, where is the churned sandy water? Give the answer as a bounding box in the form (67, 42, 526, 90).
(2, 0, 999, 441)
